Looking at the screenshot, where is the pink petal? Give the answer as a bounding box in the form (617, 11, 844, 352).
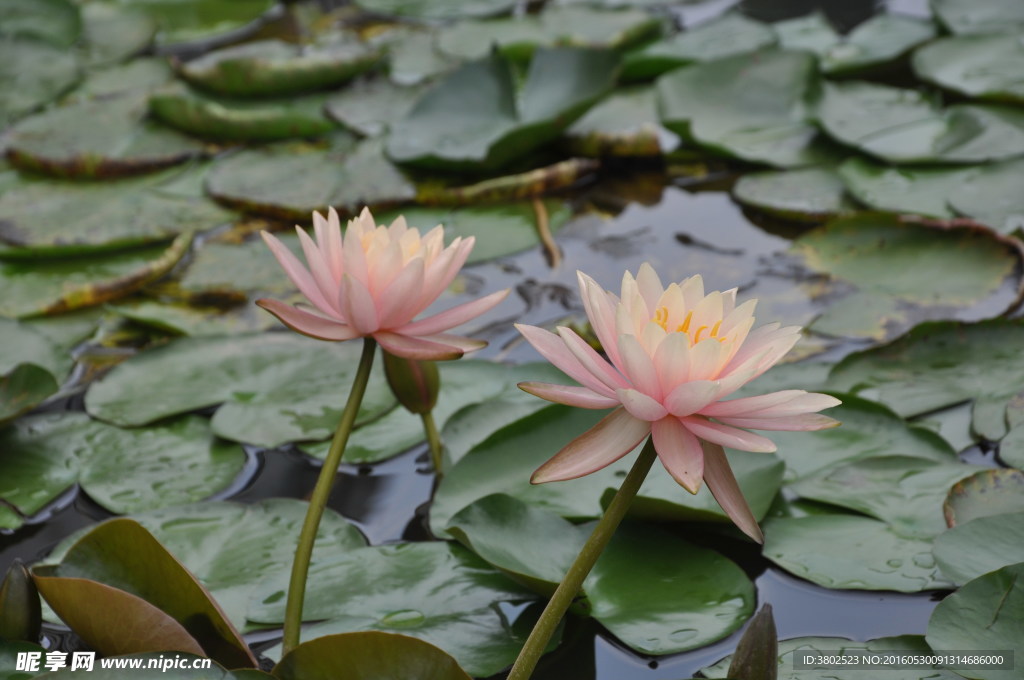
(617, 334, 661, 399)
(420, 237, 473, 309)
(342, 212, 370, 284)
(340, 273, 380, 334)
(261, 231, 337, 317)
(419, 333, 487, 353)
(616, 388, 668, 421)
(256, 299, 360, 341)
(635, 263, 664, 314)
(375, 258, 427, 329)
(296, 227, 339, 307)
(687, 337, 728, 381)
(717, 413, 841, 431)
(702, 440, 763, 543)
(519, 382, 620, 409)
(516, 324, 616, 398)
(368, 238, 405, 295)
(557, 327, 629, 393)
(374, 331, 464, 361)
(651, 417, 704, 493)
(313, 209, 344, 281)
(664, 380, 721, 417)
(682, 417, 777, 453)
(531, 408, 650, 483)
(653, 332, 691, 394)
(577, 271, 622, 368)
(397, 289, 509, 336)
(701, 390, 840, 418)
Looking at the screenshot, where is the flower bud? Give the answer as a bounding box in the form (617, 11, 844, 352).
(383, 351, 440, 415)
(0, 559, 41, 642)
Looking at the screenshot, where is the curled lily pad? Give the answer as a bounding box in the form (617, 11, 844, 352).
(943, 468, 1024, 527)
(80, 2, 156, 67)
(914, 34, 1024, 105)
(0, 0, 80, 48)
(387, 47, 620, 171)
(933, 511, 1024, 585)
(0, 38, 80, 127)
(732, 167, 855, 222)
(837, 156, 970, 220)
(177, 37, 383, 97)
(274, 633, 472, 680)
(0, 364, 59, 431)
(5, 95, 205, 179)
(931, 0, 1024, 35)
(324, 79, 425, 138)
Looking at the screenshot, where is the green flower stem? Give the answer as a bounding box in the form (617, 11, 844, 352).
(506, 438, 658, 680)
(281, 337, 377, 656)
(421, 410, 443, 476)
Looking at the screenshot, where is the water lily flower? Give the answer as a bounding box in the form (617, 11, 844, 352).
(516, 264, 840, 541)
(258, 207, 508, 360)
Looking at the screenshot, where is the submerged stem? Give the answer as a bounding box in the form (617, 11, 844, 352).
(281, 337, 377, 655)
(506, 438, 658, 680)
(422, 410, 444, 477)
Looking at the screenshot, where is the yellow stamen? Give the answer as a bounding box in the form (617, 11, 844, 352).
(693, 325, 708, 343)
(677, 311, 693, 334)
(652, 306, 669, 331)
(711, 320, 722, 337)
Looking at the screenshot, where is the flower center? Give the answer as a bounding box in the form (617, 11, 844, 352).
(652, 306, 725, 345)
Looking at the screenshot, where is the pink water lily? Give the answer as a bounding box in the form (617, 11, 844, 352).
(516, 264, 840, 542)
(258, 207, 508, 360)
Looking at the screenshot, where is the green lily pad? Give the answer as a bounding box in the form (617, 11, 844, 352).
(583, 522, 755, 655)
(913, 402, 977, 453)
(387, 47, 619, 171)
(176, 231, 302, 301)
(830, 319, 1024, 417)
(762, 515, 951, 591)
(177, 37, 383, 98)
(84, 332, 395, 446)
(34, 518, 256, 668)
(0, 38, 80, 127)
(446, 493, 586, 595)
(441, 396, 559, 468)
(932, 511, 1024, 585)
(274, 633, 472, 680)
(943, 468, 1024, 527)
(206, 136, 416, 220)
(0, 0, 80, 48)
(778, 12, 935, 76)
(109, 299, 279, 337)
(622, 13, 776, 81)
(108, 0, 277, 49)
(793, 455, 985, 538)
(67, 58, 174, 103)
(149, 86, 336, 142)
(926, 562, 1024, 680)
(732, 167, 855, 222)
(770, 395, 957, 482)
(792, 213, 1020, 340)
(914, 34, 1024, 105)
(999, 423, 1024, 468)
(0, 234, 191, 318)
(0, 365, 59, 432)
(324, 79, 425, 138)
(657, 49, 833, 168)
(352, 0, 515, 20)
(837, 156, 971, 220)
(0, 316, 72, 380)
(43, 499, 367, 631)
(948, 157, 1024, 234)
(563, 86, 668, 157)
(0, 412, 245, 517)
(5, 95, 205, 179)
(931, 0, 1024, 35)
(374, 27, 455, 87)
(252, 542, 537, 678)
(814, 80, 1024, 164)
(0, 164, 232, 258)
(80, 2, 156, 67)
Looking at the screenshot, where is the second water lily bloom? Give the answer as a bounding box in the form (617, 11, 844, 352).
(258, 207, 508, 361)
(516, 264, 841, 542)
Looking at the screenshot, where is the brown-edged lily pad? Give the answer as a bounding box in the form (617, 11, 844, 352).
(943, 468, 1024, 527)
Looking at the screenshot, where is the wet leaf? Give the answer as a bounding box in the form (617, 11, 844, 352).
(837, 156, 970, 220)
(732, 167, 855, 222)
(762, 515, 951, 591)
(177, 37, 383, 97)
(5, 95, 204, 179)
(933, 511, 1024, 585)
(352, 0, 515, 20)
(926, 562, 1024, 680)
(815, 80, 1024, 164)
(274, 633, 472, 680)
(0, 234, 191, 318)
(943, 468, 1024, 527)
(80, 2, 156, 67)
(931, 0, 1024, 35)
(563, 86, 669, 157)
(34, 518, 256, 668)
(206, 136, 416, 221)
(324, 79, 426, 138)
(0, 0, 80, 48)
(84, 332, 395, 446)
(387, 47, 619, 171)
(0, 365, 58, 426)
(0, 38, 80, 128)
(947, 157, 1024, 234)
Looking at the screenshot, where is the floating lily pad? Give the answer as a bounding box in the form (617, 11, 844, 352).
(732, 167, 855, 222)
(792, 213, 1020, 339)
(176, 232, 300, 300)
(374, 27, 455, 87)
(837, 156, 971, 220)
(0, 365, 59, 434)
(275, 633, 472, 680)
(85, 332, 395, 446)
(0, 317, 75, 382)
(0, 234, 191, 318)
(252, 542, 536, 678)
(324, 79, 425, 138)
(926, 562, 1024, 680)
(584, 522, 754, 655)
(108, 0, 277, 49)
(0, 164, 231, 258)
(762, 515, 951, 591)
(999, 423, 1024, 468)
(387, 47, 619, 171)
(943, 468, 1024, 527)
(80, 2, 156, 67)
(914, 34, 1024, 105)
(43, 499, 367, 631)
(622, 13, 776, 81)
(178, 37, 383, 98)
(0, 38, 80, 128)
(206, 136, 416, 220)
(353, 0, 516, 20)
(657, 49, 833, 168)
(5, 95, 205, 179)
(948, 157, 1024, 234)
(830, 320, 1024, 417)
(815, 80, 1024, 164)
(932, 511, 1024, 585)
(563, 86, 668, 157)
(149, 86, 336, 142)
(109, 299, 279, 337)
(0, 0, 80, 48)
(931, 0, 1024, 35)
